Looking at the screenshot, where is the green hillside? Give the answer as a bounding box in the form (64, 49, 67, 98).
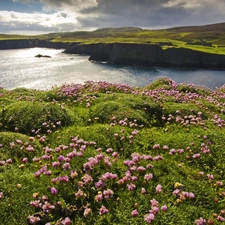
(1, 22, 225, 55)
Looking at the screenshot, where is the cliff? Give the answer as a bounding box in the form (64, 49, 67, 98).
(64, 43, 225, 69)
(0, 39, 72, 50)
(1, 39, 225, 69)
(88, 43, 225, 69)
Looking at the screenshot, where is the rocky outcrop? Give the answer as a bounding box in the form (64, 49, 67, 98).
(35, 54, 51, 58)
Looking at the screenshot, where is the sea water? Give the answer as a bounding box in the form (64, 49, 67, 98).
(1, 48, 225, 90)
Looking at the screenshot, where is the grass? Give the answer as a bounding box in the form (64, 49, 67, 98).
(0, 77, 225, 224)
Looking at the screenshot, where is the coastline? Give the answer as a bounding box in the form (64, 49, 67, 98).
(1, 39, 225, 69)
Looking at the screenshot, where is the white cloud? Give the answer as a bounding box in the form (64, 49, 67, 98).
(0, 10, 80, 34)
(162, 0, 202, 9)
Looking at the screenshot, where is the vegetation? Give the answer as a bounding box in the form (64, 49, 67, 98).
(1, 22, 225, 55)
(0, 77, 225, 224)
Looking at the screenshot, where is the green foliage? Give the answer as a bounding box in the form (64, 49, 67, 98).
(2, 101, 77, 134)
(1, 79, 225, 225)
(177, 83, 211, 96)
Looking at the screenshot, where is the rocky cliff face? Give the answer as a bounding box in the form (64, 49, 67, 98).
(63, 43, 104, 55)
(0, 39, 72, 50)
(88, 43, 225, 69)
(0, 39, 36, 49)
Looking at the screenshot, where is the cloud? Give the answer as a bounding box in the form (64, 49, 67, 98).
(1, 0, 225, 34)
(39, 0, 225, 29)
(40, 0, 98, 12)
(0, 10, 79, 34)
(162, 0, 203, 9)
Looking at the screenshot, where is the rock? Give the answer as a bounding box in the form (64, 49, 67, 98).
(35, 54, 51, 58)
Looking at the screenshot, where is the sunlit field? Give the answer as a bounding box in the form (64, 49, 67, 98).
(0, 77, 225, 224)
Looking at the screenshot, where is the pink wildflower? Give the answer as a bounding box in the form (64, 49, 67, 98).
(62, 162, 71, 170)
(141, 187, 146, 194)
(150, 206, 159, 214)
(28, 215, 40, 224)
(195, 217, 206, 225)
(30, 200, 40, 208)
(131, 209, 139, 217)
(153, 144, 160, 149)
(144, 213, 155, 223)
(188, 192, 195, 199)
(150, 198, 159, 207)
(22, 158, 28, 163)
(156, 184, 162, 193)
(161, 205, 168, 212)
(99, 205, 109, 215)
(136, 166, 146, 173)
(62, 217, 72, 225)
(83, 174, 93, 185)
(84, 208, 92, 218)
(103, 189, 114, 199)
(144, 173, 153, 181)
(193, 153, 201, 159)
(95, 193, 103, 202)
(34, 171, 41, 178)
(207, 174, 214, 180)
(127, 183, 136, 191)
(50, 187, 58, 195)
(217, 216, 225, 222)
(75, 189, 86, 199)
(52, 161, 60, 167)
(95, 180, 106, 189)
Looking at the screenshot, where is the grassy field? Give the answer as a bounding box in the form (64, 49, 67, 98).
(1, 22, 225, 55)
(1, 77, 225, 224)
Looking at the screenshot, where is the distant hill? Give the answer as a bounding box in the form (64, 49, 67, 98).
(167, 22, 225, 32)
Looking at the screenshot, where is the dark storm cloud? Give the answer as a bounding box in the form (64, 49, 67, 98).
(39, 0, 225, 29)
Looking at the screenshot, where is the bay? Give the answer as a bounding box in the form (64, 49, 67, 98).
(0, 47, 225, 90)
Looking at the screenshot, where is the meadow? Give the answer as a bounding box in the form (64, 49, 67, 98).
(0, 77, 225, 224)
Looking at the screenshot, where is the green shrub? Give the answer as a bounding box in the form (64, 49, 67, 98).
(89, 96, 163, 127)
(2, 101, 77, 134)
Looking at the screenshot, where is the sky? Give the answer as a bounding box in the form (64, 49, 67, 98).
(0, 0, 225, 35)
